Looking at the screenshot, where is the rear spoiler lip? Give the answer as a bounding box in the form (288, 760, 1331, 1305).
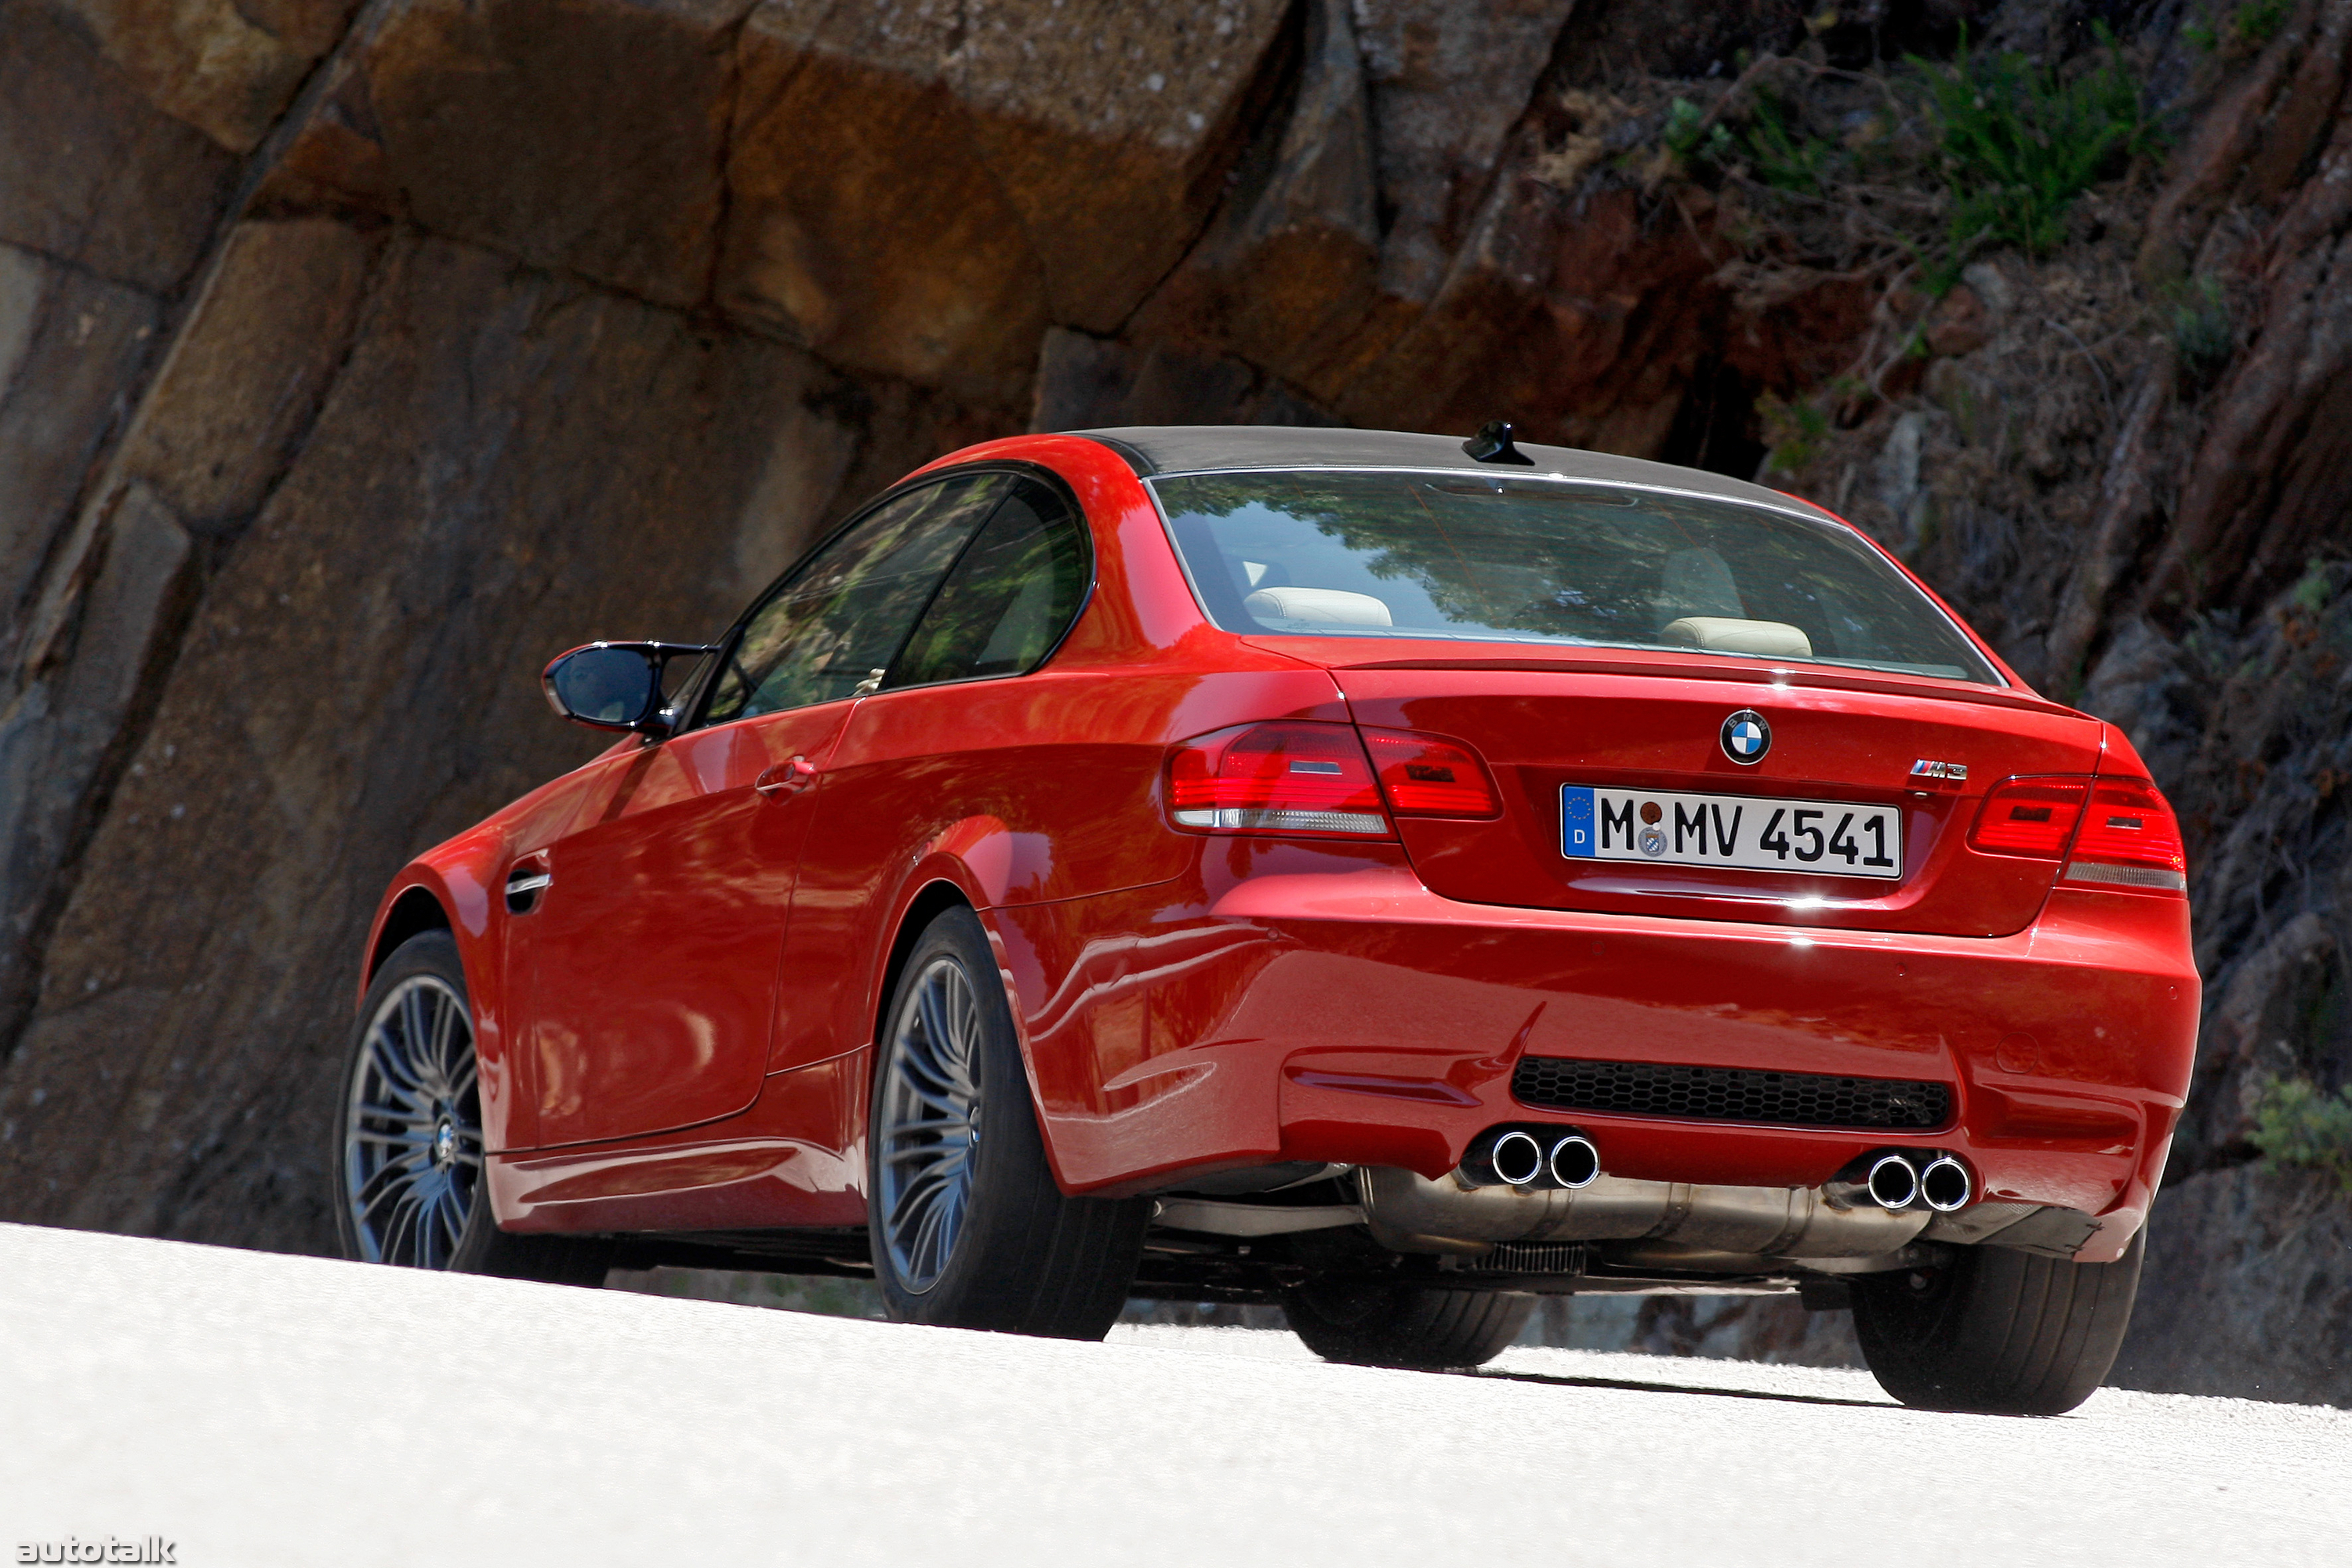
(1238, 638, 2095, 721)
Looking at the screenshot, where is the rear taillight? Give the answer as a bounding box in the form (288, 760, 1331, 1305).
(1362, 728, 1501, 818)
(1968, 777, 2089, 858)
(1167, 722, 1391, 837)
(2063, 778, 2187, 892)
(1969, 774, 2187, 894)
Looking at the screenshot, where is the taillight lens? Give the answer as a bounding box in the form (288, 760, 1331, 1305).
(1167, 722, 1391, 837)
(1969, 774, 2187, 894)
(1363, 728, 1501, 818)
(2063, 778, 2187, 892)
(1969, 777, 2088, 858)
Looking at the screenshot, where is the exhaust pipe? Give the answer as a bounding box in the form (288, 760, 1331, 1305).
(1462, 1127, 1602, 1189)
(1918, 1155, 1973, 1212)
(1866, 1152, 1921, 1211)
(1547, 1134, 1601, 1190)
(1486, 1131, 1546, 1187)
(1360, 1165, 1936, 1259)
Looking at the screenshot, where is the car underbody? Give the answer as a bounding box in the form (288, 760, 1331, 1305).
(591, 1150, 2107, 1312)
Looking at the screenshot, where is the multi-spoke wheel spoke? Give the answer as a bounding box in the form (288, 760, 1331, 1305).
(878, 956, 985, 1294)
(343, 975, 483, 1269)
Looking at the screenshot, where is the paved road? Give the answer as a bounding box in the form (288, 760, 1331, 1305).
(1, 1223, 2343, 1567)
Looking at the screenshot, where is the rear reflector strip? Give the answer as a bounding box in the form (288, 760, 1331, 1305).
(2066, 860, 2188, 891)
(1177, 806, 1389, 834)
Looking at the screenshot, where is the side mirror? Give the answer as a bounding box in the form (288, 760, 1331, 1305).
(542, 642, 706, 731)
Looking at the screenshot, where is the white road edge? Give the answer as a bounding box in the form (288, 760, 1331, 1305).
(2, 1222, 2343, 1566)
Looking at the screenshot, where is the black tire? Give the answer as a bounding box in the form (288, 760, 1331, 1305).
(330, 930, 611, 1286)
(1280, 1279, 1534, 1370)
(867, 906, 1149, 1338)
(1850, 1229, 2146, 1414)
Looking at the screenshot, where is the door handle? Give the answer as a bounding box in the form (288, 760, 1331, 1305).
(504, 860, 551, 914)
(755, 756, 820, 798)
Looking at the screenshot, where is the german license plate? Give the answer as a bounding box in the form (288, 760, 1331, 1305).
(1560, 785, 1903, 879)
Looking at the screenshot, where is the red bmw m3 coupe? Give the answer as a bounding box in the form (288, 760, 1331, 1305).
(333, 425, 2197, 1414)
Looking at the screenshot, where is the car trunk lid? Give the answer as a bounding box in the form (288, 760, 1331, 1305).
(1280, 643, 2103, 938)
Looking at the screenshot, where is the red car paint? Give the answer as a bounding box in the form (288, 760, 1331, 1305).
(361, 430, 2198, 1267)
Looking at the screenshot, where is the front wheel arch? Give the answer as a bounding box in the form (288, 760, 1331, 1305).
(331, 928, 608, 1284)
(366, 885, 452, 986)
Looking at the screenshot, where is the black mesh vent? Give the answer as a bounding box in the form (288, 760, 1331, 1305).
(1512, 1057, 1951, 1131)
(1479, 1242, 1584, 1275)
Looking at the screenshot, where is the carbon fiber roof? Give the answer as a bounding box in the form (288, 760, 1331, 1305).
(1076, 426, 1831, 520)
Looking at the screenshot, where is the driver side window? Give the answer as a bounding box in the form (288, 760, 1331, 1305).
(702, 474, 1010, 725)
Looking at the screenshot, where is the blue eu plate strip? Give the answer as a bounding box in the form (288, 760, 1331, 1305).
(1561, 785, 1595, 858)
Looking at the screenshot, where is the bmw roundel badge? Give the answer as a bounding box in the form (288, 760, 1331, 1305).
(1721, 710, 1771, 764)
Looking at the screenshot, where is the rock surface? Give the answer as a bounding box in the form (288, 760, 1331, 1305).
(2115, 1161, 2352, 1403)
(1, 0, 2349, 1403)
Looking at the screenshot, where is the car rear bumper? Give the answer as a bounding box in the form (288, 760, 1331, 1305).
(1001, 851, 2198, 1266)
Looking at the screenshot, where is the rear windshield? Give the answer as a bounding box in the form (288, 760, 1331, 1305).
(1150, 470, 2000, 685)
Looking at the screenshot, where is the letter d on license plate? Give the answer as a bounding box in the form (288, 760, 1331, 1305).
(1561, 785, 1902, 879)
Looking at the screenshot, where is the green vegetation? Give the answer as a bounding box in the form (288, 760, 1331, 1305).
(1913, 30, 2158, 291)
(1740, 93, 1840, 194)
(2291, 557, 2334, 616)
(2252, 1076, 2352, 1192)
(1661, 96, 1714, 157)
(1665, 89, 1844, 194)
(1657, 31, 2158, 296)
(1755, 392, 1831, 473)
(2168, 274, 2235, 376)
(2187, 0, 2293, 53)
(2239, 0, 2295, 43)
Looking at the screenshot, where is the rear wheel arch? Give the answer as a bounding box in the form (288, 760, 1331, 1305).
(873, 880, 978, 1055)
(869, 880, 1072, 1176)
(866, 899, 1146, 1334)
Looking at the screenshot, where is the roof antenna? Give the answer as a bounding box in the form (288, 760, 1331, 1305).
(1463, 419, 1534, 465)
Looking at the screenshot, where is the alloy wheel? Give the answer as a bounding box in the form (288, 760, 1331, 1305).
(877, 955, 984, 1293)
(341, 974, 483, 1268)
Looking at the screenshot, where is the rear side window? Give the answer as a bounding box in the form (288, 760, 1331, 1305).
(1150, 470, 2000, 685)
(887, 477, 1089, 690)
(703, 474, 1010, 724)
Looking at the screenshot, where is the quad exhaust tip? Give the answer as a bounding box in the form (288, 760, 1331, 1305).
(1854, 1150, 1973, 1212)
(1548, 1134, 1601, 1190)
(1464, 1130, 1966, 1208)
(1488, 1131, 1546, 1187)
(1467, 1128, 1604, 1190)
(1866, 1152, 1921, 1210)
(1919, 1154, 1973, 1212)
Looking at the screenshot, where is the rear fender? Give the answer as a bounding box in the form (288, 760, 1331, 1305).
(862, 824, 1131, 1194)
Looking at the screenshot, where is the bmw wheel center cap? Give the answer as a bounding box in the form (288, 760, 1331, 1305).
(1721, 710, 1771, 764)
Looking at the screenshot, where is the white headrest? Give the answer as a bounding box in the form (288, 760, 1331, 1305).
(1660, 617, 1813, 657)
(1244, 587, 1394, 626)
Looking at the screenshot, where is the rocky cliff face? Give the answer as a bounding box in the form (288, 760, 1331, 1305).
(2, 0, 2346, 1401)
